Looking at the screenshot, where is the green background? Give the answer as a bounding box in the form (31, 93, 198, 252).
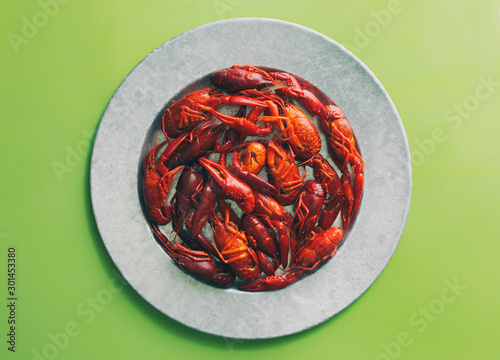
(1, 0, 499, 359)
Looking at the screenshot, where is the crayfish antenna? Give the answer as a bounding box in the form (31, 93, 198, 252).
(296, 155, 317, 168)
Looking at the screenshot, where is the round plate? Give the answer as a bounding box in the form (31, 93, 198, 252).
(90, 18, 411, 339)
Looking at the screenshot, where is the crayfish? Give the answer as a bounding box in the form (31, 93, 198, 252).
(140, 64, 365, 291)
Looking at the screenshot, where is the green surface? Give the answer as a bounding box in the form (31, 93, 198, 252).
(1, 0, 499, 359)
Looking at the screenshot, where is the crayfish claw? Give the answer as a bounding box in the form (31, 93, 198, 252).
(199, 157, 255, 214)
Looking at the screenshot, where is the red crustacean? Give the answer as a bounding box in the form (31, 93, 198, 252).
(242, 213, 277, 276)
(170, 163, 204, 232)
(242, 214, 279, 264)
(140, 64, 364, 291)
(212, 65, 276, 91)
(266, 140, 305, 206)
(239, 227, 343, 291)
(168, 163, 221, 256)
(322, 106, 364, 227)
(149, 222, 235, 288)
(307, 154, 345, 230)
(162, 87, 272, 138)
(293, 180, 325, 241)
(142, 140, 184, 226)
(253, 191, 296, 268)
(253, 190, 293, 227)
(309, 155, 343, 203)
(269, 71, 303, 97)
(162, 88, 221, 138)
(163, 121, 225, 168)
(190, 176, 217, 237)
(211, 208, 262, 282)
(265, 94, 322, 160)
(198, 104, 276, 138)
(198, 156, 255, 214)
(229, 142, 278, 197)
(234, 141, 267, 174)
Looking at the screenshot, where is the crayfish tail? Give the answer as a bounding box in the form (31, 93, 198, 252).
(350, 162, 364, 225)
(238, 272, 299, 292)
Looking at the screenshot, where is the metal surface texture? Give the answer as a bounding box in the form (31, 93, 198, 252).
(90, 18, 412, 339)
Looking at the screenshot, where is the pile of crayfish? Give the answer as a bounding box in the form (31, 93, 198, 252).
(141, 65, 364, 291)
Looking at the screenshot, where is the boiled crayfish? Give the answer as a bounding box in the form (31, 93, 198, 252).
(140, 64, 364, 291)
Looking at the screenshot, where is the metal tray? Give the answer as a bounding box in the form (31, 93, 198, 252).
(90, 18, 412, 339)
